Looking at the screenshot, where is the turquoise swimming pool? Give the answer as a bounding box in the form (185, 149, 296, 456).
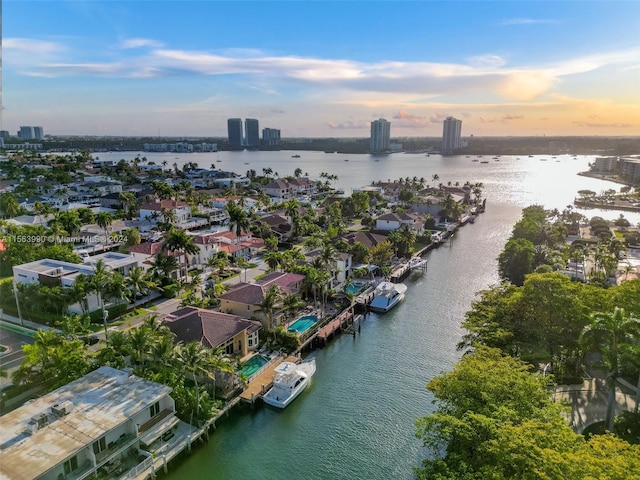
(288, 315, 318, 334)
(240, 354, 269, 377)
(345, 281, 368, 295)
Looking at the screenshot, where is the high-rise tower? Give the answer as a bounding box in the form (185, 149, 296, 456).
(244, 119, 260, 148)
(442, 117, 462, 154)
(227, 118, 243, 148)
(370, 118, 391, 153)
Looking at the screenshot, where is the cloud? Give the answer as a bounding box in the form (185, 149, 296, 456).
(572, 121, 633, 128)
(3, 37, 63, 55)
(480, 114, 523, 123)
(467, 55, 507, 68)
(8, 36, 640, 105)
(326, 120, 369, 130)
(121, 38, 164, 49)
(499, 18, 560, 26)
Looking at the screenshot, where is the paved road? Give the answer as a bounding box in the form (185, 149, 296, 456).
(0, 325, 35, 387)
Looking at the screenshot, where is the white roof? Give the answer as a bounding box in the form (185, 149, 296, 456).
(0, 366, 171, 480)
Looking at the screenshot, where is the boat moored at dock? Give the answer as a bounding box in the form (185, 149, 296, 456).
(262, 358, 316, 409)
(369, 281, 408, 313)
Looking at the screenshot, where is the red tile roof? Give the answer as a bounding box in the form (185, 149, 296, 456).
(139, 199, 189, 211)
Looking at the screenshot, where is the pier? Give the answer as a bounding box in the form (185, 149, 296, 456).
(239, 355, 300, 404)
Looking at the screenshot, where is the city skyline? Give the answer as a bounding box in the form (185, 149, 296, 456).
(3, 1, 640, 137)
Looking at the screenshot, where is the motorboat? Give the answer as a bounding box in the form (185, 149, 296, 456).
(369, 281, 408, 313)
(262, 358, 316, 409)
(408, 256, 427, 270)
(291, 154, 301, 158)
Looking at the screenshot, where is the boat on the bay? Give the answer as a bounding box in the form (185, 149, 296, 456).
(291, 154, 301, 158)
(369, 281, 408, 313)
(262, 358, 316, 409)
(408, 256, 427, 270)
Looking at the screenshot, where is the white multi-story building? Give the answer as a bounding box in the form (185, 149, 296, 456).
(593, 156, 618, 172)
(139, 199, 191, 224)
(0, 366, 192, 480)
(13, 253, 139, 313)
(370, 118, 391, 153)
(442, 116, 462, 154)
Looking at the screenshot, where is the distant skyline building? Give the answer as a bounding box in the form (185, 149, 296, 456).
(442, 117, 462, 154)
(18, 126, 35, 140)
(227, 118, 243, 148)
(33, 126, 44, 140)
(244, 118, 260, 148)
(370, 118, 391, 153)
(262, 128, 281, 146)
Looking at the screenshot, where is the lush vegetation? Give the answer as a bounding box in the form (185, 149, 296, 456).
(416, 204, 640, 478)
(415, 347, 640, 480)
(11, 316, 233, 425)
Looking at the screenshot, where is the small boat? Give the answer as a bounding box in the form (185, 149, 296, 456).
(344, 159, 349, 162)
(262, 358, 316, 409)
(408, 256, 427, 270)
(471, 159, 479, 162)
(369, 281, 408, 313)
(291, 154, 301, 158)
(480, 160, 489, 164)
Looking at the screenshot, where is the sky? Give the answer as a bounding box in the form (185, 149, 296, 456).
(2, 1, 640, 138)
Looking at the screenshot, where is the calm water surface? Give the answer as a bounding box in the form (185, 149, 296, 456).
(98, 151, 638, 479)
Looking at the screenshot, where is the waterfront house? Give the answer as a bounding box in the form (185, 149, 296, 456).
(335, 231, 388, 250)
(252, 214, 293, 242)
(262, 179, 292, 201)
(139, 199, 190, 225)
(375, 211, 425, 234)
(0, 366, 190, 480)
(305, 249, 353, 289)
(218, 272, 305, 327)
(163, 306, 262, 357)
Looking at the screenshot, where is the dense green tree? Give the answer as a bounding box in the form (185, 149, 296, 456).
(415, 347, 640, 480)
(581, 308, 640, 431)
(498, 237, 535, 286)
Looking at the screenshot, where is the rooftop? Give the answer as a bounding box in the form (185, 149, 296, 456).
(0, 366, 171, 480)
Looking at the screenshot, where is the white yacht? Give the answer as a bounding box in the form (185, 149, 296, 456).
(369, 281, 408, 313)
(408, 256, 427, 270)
(262, 358, 316, 409)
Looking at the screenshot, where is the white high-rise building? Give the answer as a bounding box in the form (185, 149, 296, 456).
(442, 117, 462, 154)
(370, 118, 391, 153)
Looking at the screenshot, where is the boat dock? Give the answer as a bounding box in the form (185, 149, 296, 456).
(239, 355, 300, 404)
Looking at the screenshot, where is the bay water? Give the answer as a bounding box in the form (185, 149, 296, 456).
(97, 150, 635, 479)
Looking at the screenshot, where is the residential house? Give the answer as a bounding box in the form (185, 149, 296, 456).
(335, 231, 388, 250)
(13, 252, 139, 313)
(218, 272, 305, 327)
(127, 242, 181, 278)
(261, 179, 291, 201)
(252, 214, 292, 241)
(0, 366, 189, 480)
(139, 199, 190, 224)
(163, 306, 261, 357)
(375, 212, 425, 234)
(305, 249, 353, 289)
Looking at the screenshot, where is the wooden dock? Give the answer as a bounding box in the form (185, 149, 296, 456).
(239, 355, 299, 404)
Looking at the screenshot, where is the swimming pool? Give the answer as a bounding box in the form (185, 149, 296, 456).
(288, 315, 318, 334)
(345, 281, 368, 295)
(240, 354, 269, 377)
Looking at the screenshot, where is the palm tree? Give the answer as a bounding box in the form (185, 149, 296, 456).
(226, 201, 250, 244)
(119, 192, 137, 219)
(150, 253, 179, 281)
(163, 227, 199, 279)
(177, 342, 213, 422)
(96, 212, 113, 249)
(128, 326, 152, 367)
(581, 307, 640, 431)
(126, 266, 155, 303)
(258, 285, 283, 329)
(90, 259, 112, 338)
(105, 272, 130, 306)
(282, 293, 305, 322)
